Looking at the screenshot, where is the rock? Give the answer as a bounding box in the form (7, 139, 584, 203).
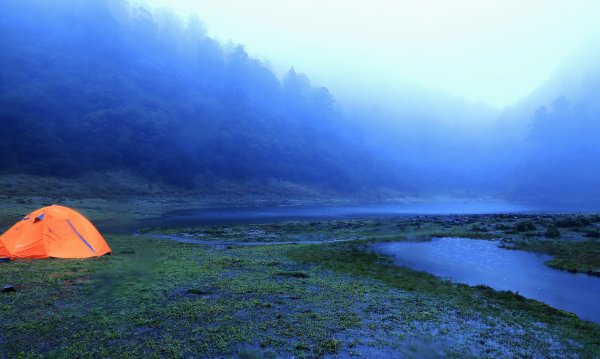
(186, 288, 210, 295)
(2, 285, 15, 293)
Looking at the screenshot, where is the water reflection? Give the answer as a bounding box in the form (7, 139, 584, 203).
(374, 237, 600, 324)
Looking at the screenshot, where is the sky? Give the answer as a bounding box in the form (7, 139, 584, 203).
(143, 0, 600, 108)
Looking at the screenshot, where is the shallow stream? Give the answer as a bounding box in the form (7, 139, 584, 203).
(374, 237, 600, 324)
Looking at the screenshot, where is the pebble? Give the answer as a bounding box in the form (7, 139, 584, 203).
(2, 285, 15, 293)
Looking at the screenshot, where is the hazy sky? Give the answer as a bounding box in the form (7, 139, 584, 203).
(144, 0, 600, 108)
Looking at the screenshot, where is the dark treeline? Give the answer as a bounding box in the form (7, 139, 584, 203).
(0, 0, 399, 190)
(515, 84, 600, 203)
(1, 0, 599, 203)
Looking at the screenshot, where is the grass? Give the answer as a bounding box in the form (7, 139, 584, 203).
(2, 202, 600, 357)
(143, 213, 600, 277)
(507, 239, 600, 275)
(286, 241, 600, 357)
(1, 234, 375, 357)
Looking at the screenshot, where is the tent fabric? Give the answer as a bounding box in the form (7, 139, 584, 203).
(0, 205, 111, 259)
(0, 239, 8, 258)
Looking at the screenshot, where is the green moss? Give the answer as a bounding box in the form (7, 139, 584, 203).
(315, 338, 342, 355)
(275, 271, 309, 278)
(544, 227, 561, 238)
(515, 220, 536, 232)
(554, 217, 592, 228)
(430, 231, 497, 240)
(286, 242, 600, 356)
(511, 240, 600, 276)
(3, 208, 600, 357)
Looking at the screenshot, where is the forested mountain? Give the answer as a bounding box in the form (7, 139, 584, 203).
(0, 0, 401, 191)
(1, 0, 599, 204)
(512, 65, 600, 203)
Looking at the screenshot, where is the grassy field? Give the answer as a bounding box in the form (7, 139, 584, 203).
(2, 201, 600, 357)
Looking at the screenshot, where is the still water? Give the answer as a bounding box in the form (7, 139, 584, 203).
(138, 200, 529, 228)
(374, 237, 600, 324)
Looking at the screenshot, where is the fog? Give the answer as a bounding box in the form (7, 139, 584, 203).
(145, 0, 600, 108)
(1, 0, 600, 205)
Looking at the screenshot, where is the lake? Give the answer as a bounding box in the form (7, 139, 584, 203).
(136, 200, 530, 229)
(374, 237, 600, 324)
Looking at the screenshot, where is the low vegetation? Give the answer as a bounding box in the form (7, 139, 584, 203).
(2, 202, 600, 357)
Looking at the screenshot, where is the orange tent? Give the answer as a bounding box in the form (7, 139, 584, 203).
(0, 239, 8, 259)
(0, 205, 111, 259)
